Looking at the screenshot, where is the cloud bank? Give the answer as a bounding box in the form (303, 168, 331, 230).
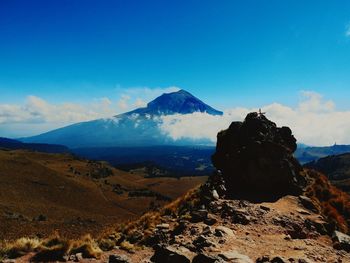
(159, 91, 350, 146)
(1, 89, 350, 146)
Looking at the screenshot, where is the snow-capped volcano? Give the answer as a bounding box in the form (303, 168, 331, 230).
(125, 89, 222, 116)
(21, 90, 222, 148)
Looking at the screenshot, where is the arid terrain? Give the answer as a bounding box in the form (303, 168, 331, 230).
(0, 149, 206, 240)
(1, 113, 350, 263)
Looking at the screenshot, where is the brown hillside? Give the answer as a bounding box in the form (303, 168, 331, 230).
(0, 149, 206, 240)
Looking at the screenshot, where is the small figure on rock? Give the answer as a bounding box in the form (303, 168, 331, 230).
(258, 108, 266, 118)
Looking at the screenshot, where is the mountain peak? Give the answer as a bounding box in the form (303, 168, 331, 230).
(126, 89, 223, 116)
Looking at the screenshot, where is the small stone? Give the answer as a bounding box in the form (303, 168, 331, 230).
(151, 246, 194, 263)
(214, 226, 234, 238)
(212, 189, 219, 200)
(284, 234, 292, 240)
(298, 196, 319, 213)
(332, 230, 350, 252)
(191, 209, 208, 223)
(75, 253, 83, 261)
(256, 255, 270, 263)
(271, 256, 286, 263)
(108, 254, 130, 263)
(192, 253, 220, 263)
(156, 223, 170, 230)
(204, 215, 217, 226)
(296, 209, 311, 215)
(193, 235, 215, 249)
(202, 226, 212, 236)
(260, 205, 271, 212)
(218, 250, 253, 263)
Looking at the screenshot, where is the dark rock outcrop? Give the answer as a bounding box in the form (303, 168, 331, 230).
(212, 112, 306, 200)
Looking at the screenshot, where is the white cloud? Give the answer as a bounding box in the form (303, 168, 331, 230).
(159, 91, 350, 146)
(2, 89, 350, 146)
(134, 98, 147, 108)
(117, 94, 130, 110)
(0, 95, 119, 131)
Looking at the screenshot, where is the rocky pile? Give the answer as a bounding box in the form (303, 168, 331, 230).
(212, 112, 306, 200)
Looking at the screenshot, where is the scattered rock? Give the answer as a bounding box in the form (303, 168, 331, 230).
(256, 255, 270, 262)
(173, 220, 187, 235)
(256, 256, 288, 263)
(212, 190, 220, 200)
(260, 205, 271, 212)
(75, 253, 83, 262)
(202, 226, 212, 236)
(108, 254, 130, 263)
(191, 209, 208, 223)
(304, 218, 328, 235)
(193, 235, 215, 249)
(218, 250, 253, 263)
(214, 226, 234, 238)
(156, 223, 170, 230)
(192, 253, 221, 263)
(232, 208, 251, 225)
(332, 230, 350, 252)
(298, 196, 319, 213)
(204, 215, 217, 226)
(296, 209, 311, 216)
(151, 245, 194, 263)
(270, 256, 286, 263)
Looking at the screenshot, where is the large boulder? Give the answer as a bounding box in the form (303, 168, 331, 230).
(212, 112, 306, 200)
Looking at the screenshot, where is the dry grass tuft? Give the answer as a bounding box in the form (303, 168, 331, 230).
(119, 241, 135, 252)
(0, 233, 103, 261)
(97, 232, 123, 251)
(1, 237, 41, 259)
(69, 234, 102, 259)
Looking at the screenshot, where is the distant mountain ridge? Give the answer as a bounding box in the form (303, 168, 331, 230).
(21, 90, 222, 148)
(295, 144, 350, 164)
(0, 137, 69, 153)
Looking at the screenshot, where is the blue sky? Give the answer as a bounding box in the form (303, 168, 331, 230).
(1, 0, 350, 142)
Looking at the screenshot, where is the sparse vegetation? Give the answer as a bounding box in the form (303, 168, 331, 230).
(0, 186, 201, 261)
(305, 169, 350, 233)
(1, 237, 41, 259)
(0, 234, 103, 261)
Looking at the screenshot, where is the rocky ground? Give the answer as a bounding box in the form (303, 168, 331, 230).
(12, 194, 350, 262)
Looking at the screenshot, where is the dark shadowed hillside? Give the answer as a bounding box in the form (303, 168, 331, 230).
(295, 144, 350, 164)
(73, 145, 215, 177)
(0, 137, 69, 154)
(305, 153, 350, 193)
